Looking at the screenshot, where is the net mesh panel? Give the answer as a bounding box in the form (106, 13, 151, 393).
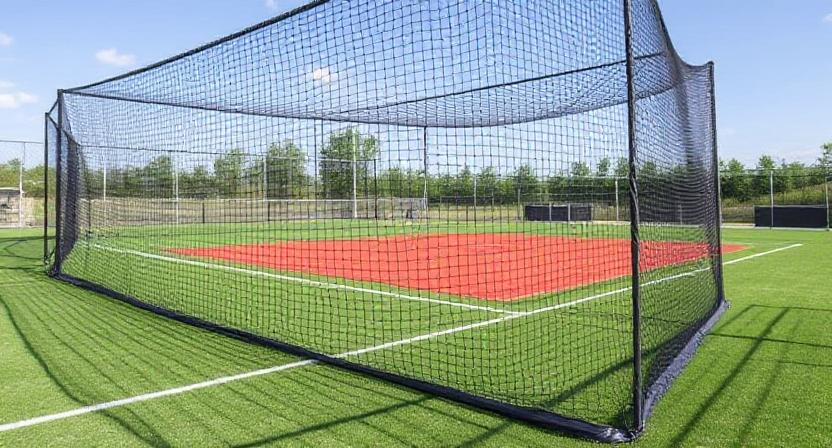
(48, 0, 721, 440)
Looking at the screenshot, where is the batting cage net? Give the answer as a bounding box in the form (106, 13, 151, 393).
(46, 0, 723, 441)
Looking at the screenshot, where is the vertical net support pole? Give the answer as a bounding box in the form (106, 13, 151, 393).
(43, 115, 49, 262)
(615, 177, 620, 222)
(53, 91, 64, 275)
(623, 0, 644, 431)
(769, 169, 774, 229)
(709, 63, 726, 302)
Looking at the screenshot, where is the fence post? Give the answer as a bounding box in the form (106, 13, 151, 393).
(615, 177, 620, 222)
(825, 173, 830, 230)
(352, 129, 358, 219)
(769, 169, 774, 229)
(16, 142, 25, 228)
(174, 153, 180, 225)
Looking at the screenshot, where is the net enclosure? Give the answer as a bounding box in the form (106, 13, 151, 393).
(46, 0, 726, 441)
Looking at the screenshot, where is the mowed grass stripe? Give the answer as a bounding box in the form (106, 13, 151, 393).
(0, 242, 803, 433)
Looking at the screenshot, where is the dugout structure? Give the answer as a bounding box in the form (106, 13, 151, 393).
(46, 0, 724, 442)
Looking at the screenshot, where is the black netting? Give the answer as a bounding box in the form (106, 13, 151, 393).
(47, 0, 722, 441)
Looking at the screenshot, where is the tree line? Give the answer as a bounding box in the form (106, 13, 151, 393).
(1, 135, 829, 205)
(719, 143, 831, 203)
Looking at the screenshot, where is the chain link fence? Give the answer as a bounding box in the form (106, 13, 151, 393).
(0, 140, 53, 228)
(720, 168, 831, 228)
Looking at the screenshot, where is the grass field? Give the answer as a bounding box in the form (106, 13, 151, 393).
(0, 224, 830, 447)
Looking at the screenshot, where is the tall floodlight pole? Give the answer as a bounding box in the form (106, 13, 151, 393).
(352, 129, 358, 219)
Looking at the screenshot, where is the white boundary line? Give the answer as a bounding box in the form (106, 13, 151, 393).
(90, 244, 520, 316)
(723, 243, 802, 265)
(0, 243, 803, 433)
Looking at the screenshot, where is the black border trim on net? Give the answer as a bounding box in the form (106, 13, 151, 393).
(642, 299, 729, 420)
(52, 272, 636, 444)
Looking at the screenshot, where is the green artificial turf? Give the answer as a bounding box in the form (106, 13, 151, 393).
(0, 226, 829, 447)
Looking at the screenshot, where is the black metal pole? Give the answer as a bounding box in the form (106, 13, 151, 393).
(43, 113, 49, 263)
(708, 63, 726, 303)
(53, 91, 64, 275)
(623, 0, 643, 432)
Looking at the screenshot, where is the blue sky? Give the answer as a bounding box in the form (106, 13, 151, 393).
(1, 0, 830, 166)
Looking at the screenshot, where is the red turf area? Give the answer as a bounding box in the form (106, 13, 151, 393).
(169, 234, 746, 301)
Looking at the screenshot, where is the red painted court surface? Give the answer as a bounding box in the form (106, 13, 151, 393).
(170, 234, 746, 301)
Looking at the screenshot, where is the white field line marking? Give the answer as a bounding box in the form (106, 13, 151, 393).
(723, 243, 802, 265)
(0, 243, 802, 433)
(91, 244, 519, 316)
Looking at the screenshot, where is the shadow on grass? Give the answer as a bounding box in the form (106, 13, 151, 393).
(668, 303, 832, 446)
(0, 237, 555, 447)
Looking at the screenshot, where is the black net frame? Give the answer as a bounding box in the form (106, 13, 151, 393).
(46, 0, 724, 442)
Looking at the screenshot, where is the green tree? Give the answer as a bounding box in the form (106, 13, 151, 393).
(320, 129, 379, 199)
(142, 155, 174, 197)
(819, 143, 832, 176)
(0, 159, 22, 187)
(266, 141, 307, 198)
(614, 157, 629, 178)
(476, 167, 498, 202)
(571, 161, 591, 177)
(513, 165, 540, 202)
(596, 157, 611, 177)
(720, 159, 751, 201)
(180, 165, 213, 197)
(752, 155, 776, 197)
(214, 149, 245, 198)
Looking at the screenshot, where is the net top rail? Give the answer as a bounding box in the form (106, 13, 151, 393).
(61, 0, 710, 129)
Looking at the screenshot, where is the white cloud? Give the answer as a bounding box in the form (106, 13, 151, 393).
(824, 13, 832, 24)
(265, 0, 278, 10)
(95, 48, 137, 67)
(0, 92, 37, 109)
(0, 33, 12, 47)
(0, 80, 14, 89)
(309, 67, 336, 83)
